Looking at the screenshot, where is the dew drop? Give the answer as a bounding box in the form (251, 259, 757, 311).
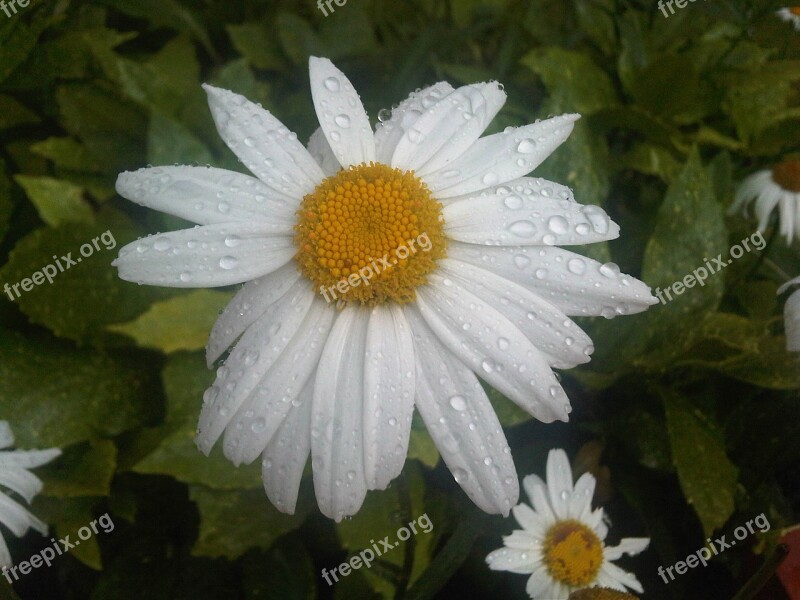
(449, 395, 467, 411)
(599, 262, 620, 278)
(334, 114, 351, 128)
(497, 337, 510, 350)
(452, 468, 469, 483)
(219, 256, 239, 270)
(509, 220, 536, 238)
(224, 235, 242, 248)
(482, 172, 499, 186)
(547, 215, 569, 234)
(251, 417, 266, 433)
(513, 254, 531, 269)
(567, 258, 586, 275)
(517, 138, 537, 153)
(324, 77, 340, 92)
(153, 237, 170, 251)
(503, 195, 523, 210)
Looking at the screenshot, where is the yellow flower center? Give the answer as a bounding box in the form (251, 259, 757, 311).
(294, 162, 445, 305)
(772, 159, 800, 193)
(568, 588, 638, 600)
(791, 7, 800, 16)
(543, 520, 604, 587)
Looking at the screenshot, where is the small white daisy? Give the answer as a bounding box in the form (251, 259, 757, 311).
(777, 7, 800, 30)
(778, 276, 800, 351)
(113, 57, 656, 521)
(486, 449, 649, 599)
(729, 159, 800, 244)
(0, 421, 61, 567)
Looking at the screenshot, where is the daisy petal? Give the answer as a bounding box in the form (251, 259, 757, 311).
(503, 529, 544, 550)
(307, 127, 341, 177)
(0, 535, 11, 568)
(309, 57, 376, 167)
(206, 263, 301, 366)
(0, 422, 12, 449)
(406, 306, 518, 515)
(262, 376, 314, 515)
(423, 113, 580, 198)
(599, 561, 644, 593)
(222, 297, 335, 465)
(728, 170, 771, 216)
(784, 288, 800, 352)
(449, 242, 656, 317)
(604, 537, 650, 560)
(753, 181, 783, 231)
(375, 82, 455, 164)
(203, 85, 324, 196)
(0, 493, 47, 537)
(363, 304, 416, 490)
(511, 503, 548, 539)
(545, 449, 574, 520)
(0, 469, 43, 504)
(115, 166, 298, 226)
(568, 472, 596, 520)
(417, 277, 571, 423)
(0, 449, 62, 470)
(113, 223, 295, 288)
(525, 566, 552, 598)
(485, 547, 537, 574)
(439, 175, 578, 207)
(311, 307, 369, 521)
(439, 259, 594, 368)
(195, 284, 315, 455)
(443, 195, 619, 245)
(523, 473, 546, 507)
(392, 82, 506, 174)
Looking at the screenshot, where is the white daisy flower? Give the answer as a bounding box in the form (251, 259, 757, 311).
(0, 421, 61, 567)
(778, 276, 800, 351)
(112, 57, 656, 521)
(486, 449, 649, 599)
(729, 160, 800, 243)
(777, 7, 800, 30)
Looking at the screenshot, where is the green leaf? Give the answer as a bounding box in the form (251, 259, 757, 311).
(0, 159, 12, 242)
(31, 496, 105, 570)
(241, 535, 317, 600)
(57, 82, 147, 172)
(133, 352, 263, 489)
(521, 47, 617, 115)
(108, 290, 230, 354)
(0, 329, 158, 448)
(38, 439, 117, 498)
(0, 94, 40, 129)
(407, 414, 439, 468)
(189, 485, 309, 559)
(663, 391, 738, 536)
(642, 149, 728, 323)
(13, 175, 94, 227)
(30, 137, 103, 173)
(226, 23, 285, 70)
(147, 113, 214, 166)
(0, 209, 176, 343)
(0, 8, 55, 84)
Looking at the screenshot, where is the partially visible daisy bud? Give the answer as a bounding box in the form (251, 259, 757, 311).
(568, 588, 639, 600)
(778, 276, 800, 351)
(777, 7, 800, 30)
(729, 159, 800, 244)
(0, 421, 61, 567)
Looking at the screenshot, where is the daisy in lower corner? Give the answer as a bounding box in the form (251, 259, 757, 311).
(729, 159, 800, 244)
(0, 421, 61, 568)
(112, 57, 656, 521)
(486, 449, 649, 599)
(777, 7, 800, 30)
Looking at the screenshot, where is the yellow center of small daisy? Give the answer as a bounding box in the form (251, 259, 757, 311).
(772, 159, 800, 192)
(543, 520, 603, 587)
(294, 162, 446, 305)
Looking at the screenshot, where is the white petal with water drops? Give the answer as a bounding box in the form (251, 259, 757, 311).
(406, 306, 518, 515)
(113, 223, 295, 288)
(423, 114, 580, 198)
(203, 85, 324, 197)
(363, 304, 416, 490)
(311, 308, 370, 521)
(309, 57, 376, 168)
(417, 275, 571, 423)
(195, 283, 315, 455)
(306, 126, 342, 177)
(116, 166, 299, 226)
(206, 263, 301, 366)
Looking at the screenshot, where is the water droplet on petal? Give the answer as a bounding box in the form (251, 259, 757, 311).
(517, 138, 537, 153)
(509, 220, 536, 238)
(251, 417, 266, 433)
(324, 77, 340, 92)
(567, 258, 586, 275)
(452, 468, 469, 483)
(219, 256, 238, 270)
(449, 395, 467, 411)
(547, 215, 569, 234)
(334, 114, 351, 128)
(599, 262, 620, 278)
(503, 195, 523, 210)
(513, 254, 531, 269)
